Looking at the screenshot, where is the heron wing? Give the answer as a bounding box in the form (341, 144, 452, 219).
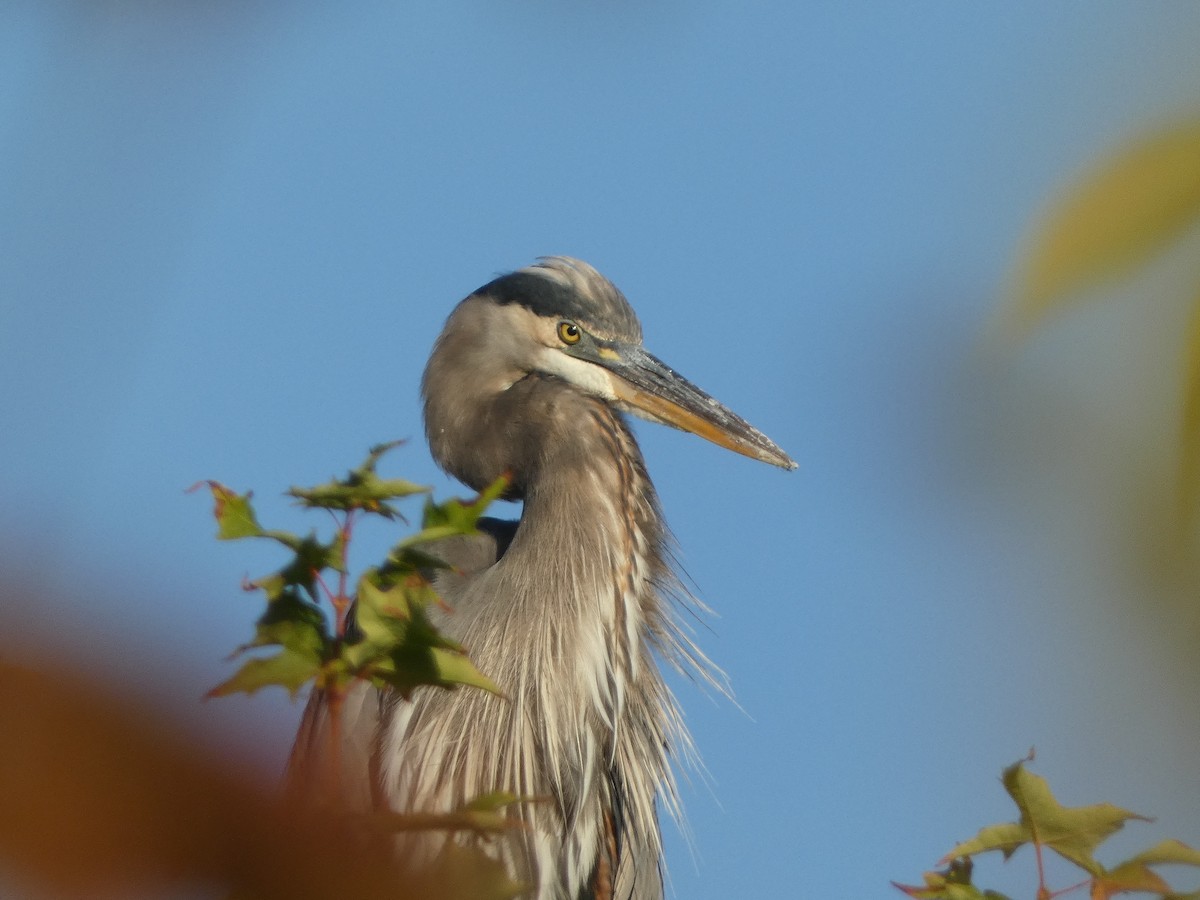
(286, 679, 385, 811)
(602, 777, 665, 900)
(611, 839, 664, 900)
(285, 518, 518, 810)
(421, 516, 518, 591)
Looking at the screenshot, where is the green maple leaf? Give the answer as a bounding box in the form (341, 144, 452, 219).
(1092, 861, 1171, 900)
(1126, 839, 1200, 869)
(206, 648, 322, 698)
(204, 481, 263, 539)
(288, 441, 428, 517)
(198, 481, 305, 548)
(944, 759, 1150, 876)
(1096, 840, 1200, 900)
(200, 448, 506, 706)
(343, 569, 501, 698)
(893, 858, 1012, 900)
(207, 590, 328, 698)
(393, 474, 511, 551)
(249, 531, 346, 602)
(198, 481, 342, 604)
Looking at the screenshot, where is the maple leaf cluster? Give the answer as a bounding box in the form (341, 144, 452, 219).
(196, 441, 507, 701)
(196, 442, 527, 899)
(896, 756, 1200, 900)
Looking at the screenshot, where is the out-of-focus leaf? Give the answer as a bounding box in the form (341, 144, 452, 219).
(1179, 290, 1200, 525)
(943, 760, 1149, 876)
(910, 764, 1197, 900)
(0, 658, 419, 900)
(1007, 120, 1200, 333)
(460, 792, 525, 831)
(1092, 861, 1172, 900)
(1127, 839, 1200, 868)
(288, 478, 428, 516)
(373, 793, 526, 837)
(422, 841, 529, 900)
(892, 879, 1009, 900)
(1094, 840, 1200, 900)
(943, 823, 1029, 862)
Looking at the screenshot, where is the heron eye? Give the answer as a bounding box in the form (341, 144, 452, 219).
(557, 321, 582, 345)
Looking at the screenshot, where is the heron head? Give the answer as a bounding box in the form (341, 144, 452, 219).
(447, 257, 795, 472)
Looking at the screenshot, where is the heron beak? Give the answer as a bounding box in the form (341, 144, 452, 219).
(595, 344, 797, 470)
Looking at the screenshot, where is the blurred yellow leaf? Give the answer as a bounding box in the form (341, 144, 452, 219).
(1178, 286, 1200, 525)
(1007, 120, 1200, 333)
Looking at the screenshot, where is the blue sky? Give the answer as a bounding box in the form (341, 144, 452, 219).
(4, 3, 1200, 898)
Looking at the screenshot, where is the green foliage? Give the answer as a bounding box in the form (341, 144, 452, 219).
(945, 761, 1150, 876)
(344, 567, 502, 699)
(196, 444, 524, 898)
(208, 591, 328, 698)
(893, 858, 1011, 900)
(287, 440, 428, 517)
(895, 757, 1200, 900)
(195, 442, 508, 702)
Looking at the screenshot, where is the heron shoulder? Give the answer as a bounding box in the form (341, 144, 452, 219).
(421, 516, 518, 594)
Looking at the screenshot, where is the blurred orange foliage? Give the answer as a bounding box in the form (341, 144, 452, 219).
(0, 658, 412, 899)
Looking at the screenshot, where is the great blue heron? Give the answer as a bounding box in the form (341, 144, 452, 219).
(290, 257, 795, 899)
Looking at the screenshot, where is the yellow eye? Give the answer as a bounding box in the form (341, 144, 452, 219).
(557, 321, 582, 345)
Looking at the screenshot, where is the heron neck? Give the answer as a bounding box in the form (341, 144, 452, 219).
(513, 394, 658, 610)
(486, 396, 676, 887)
(498, 394, 661, 709)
